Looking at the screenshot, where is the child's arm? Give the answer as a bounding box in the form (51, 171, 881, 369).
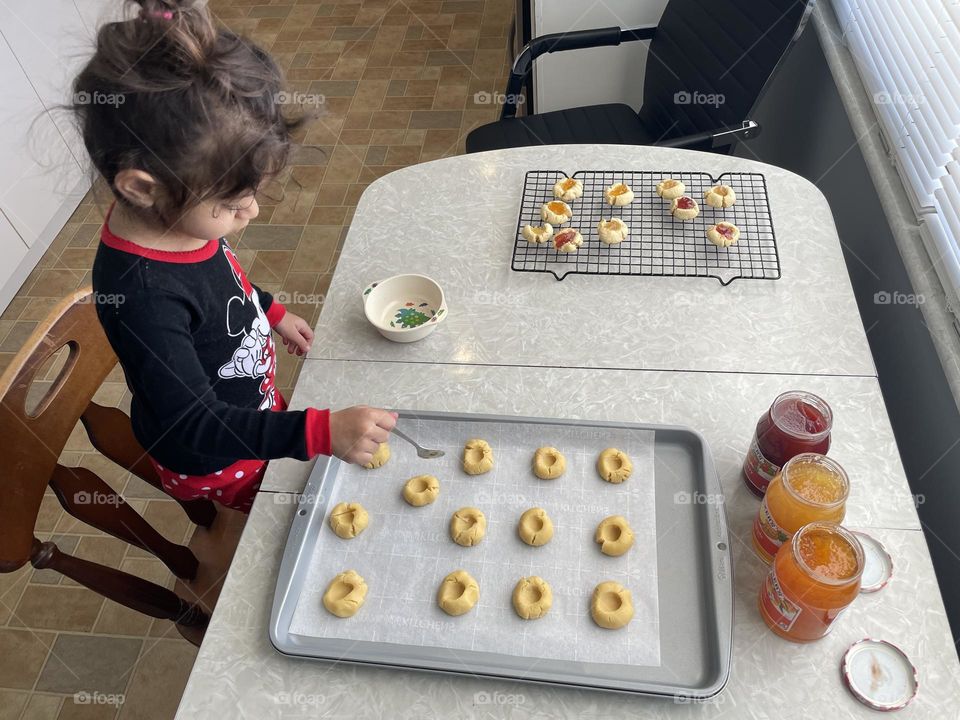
(253, 283, 313, 357)
(107, 290, 390, 464)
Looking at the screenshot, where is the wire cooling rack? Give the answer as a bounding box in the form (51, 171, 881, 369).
(512, 170, 780, 285)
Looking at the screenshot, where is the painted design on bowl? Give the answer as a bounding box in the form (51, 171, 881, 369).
(390, 301, 436, 328)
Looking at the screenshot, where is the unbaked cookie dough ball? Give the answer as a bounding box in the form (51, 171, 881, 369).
(597, 218, 629, 245)
(517, 507, 554, 546)
(595, 515, 635, 557)
(553, 177, 584, 202)
(521, 223, 553, 244)
(437, 569, 479, 616)
(532, 446, 566, 479)
(462, 439, 494, 475)
(704, 184, 737, 209)
(363, 442, 390, 469)
(402, 475, 440, 507)
(591, 580, 634, 629)
(512, 576, 553, 620)
(656, 178, 685, 200)
(596, 448, 633, 484)
(329, 502, 369, 539)
(707, 221, 740, 248)
(604, 182, 634, 206)
(670, 196, 700, 221)
(553, 228, 583, 253)
(450, 507, 487, 547)
(322, 570, 368, 618)
(541, 200, 573, 225)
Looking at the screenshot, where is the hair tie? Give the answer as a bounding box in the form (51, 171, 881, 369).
(141, 8, 174, 20)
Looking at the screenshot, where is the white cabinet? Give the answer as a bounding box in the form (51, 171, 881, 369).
(532, 0, 669, 114)
(0, 211, 29, 275)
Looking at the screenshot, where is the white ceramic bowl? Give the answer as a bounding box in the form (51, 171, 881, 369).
(361, 274, 447, 343)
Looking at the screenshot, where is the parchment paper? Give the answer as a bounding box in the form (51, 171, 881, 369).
(289, 418, 661, 667)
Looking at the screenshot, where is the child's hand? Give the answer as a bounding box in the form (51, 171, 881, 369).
(330, 406, 398, 465)
(274, 311, 313, 355)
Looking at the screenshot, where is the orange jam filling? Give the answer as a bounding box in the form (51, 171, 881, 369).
(798, 527, 859, 580)
(547, 201, 569, 214)
(610, 184, 629, 196)
(560, 178, 577, 190)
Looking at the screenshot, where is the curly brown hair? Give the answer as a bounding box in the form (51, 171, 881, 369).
(71, 0, 304, 222)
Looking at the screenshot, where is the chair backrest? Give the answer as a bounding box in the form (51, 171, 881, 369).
(0, 288, 118, 572)
(638, 0, 814, 143)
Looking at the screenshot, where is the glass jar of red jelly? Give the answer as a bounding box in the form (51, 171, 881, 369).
(743, 391, 833, 498)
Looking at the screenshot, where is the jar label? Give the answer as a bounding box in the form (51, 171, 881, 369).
(743, 437, 780, 495)
(753, 496, 790, 560)
(760, 564, 800, 632)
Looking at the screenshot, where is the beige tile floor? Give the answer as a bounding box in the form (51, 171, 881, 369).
(0, 1, 513, 717)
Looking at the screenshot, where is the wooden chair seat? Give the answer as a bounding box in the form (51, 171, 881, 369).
(0, 288, 245, 646)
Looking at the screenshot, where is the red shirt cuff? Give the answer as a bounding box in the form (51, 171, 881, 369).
(305, 408, 332, 458)
(265, 301, 286, 327)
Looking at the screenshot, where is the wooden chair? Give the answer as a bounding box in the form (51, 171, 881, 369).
(0, 288, 247, 646)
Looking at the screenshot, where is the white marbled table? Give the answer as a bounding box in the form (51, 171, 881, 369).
(308, 144, 875, 378)
(176, 147, 959, 719)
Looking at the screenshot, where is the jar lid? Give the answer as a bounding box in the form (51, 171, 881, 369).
(841, 639, 918, 711)
(852, 531, 893, 593)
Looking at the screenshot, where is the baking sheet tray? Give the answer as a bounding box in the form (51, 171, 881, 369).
(270, 411, 733, 698)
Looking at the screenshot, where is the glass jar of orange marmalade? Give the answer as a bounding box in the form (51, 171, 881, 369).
(753, 453, 849, 563)
(743, 391, 833, 497)
(759, 521, 864, 642)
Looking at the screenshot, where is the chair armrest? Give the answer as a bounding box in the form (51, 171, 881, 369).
(655, 121, 763, 150)
(501, 25, 657, 119)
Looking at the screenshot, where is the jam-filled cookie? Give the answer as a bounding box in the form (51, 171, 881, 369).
(656, 178, 685, 200)
(597, 218, 629, 245)
(541, 200, 573, 225)
(521, 223, 553, 244)
(604, 182, 634, 206)
(553, 177, 583, 202)
(707, 221, 740, 247)
(704, 184, 737, 209)
(553, 228, 583, 253)
(670, 196, 700, 221)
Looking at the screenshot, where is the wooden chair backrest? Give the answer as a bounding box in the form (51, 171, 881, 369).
(0, 288, 118, 572)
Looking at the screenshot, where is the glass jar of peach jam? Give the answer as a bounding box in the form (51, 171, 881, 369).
(752, 453, 849, 563)
(759, 521, 863, 642)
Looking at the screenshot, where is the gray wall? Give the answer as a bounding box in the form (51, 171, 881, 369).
(735, 24, 960, 645)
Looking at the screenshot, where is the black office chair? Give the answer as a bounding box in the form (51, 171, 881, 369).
(466, 0, 815, 154)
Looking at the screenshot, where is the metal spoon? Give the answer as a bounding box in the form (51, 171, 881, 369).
(392, 426, 445, 459)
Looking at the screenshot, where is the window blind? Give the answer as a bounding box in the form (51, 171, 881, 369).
(832, 0, 960, 306)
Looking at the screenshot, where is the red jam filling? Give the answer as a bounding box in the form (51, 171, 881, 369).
(554, 231, 576, 249)
(716, 224, 735, 239)
(676, 197, 695, 210)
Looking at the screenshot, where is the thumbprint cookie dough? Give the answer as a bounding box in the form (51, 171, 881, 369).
(707, 221, 740, 248)
(532, 446, 566, 479)
(512, 576, 553, 620)
(521, 223, 553, 244)
(363, 442, 390, 469)
(704, 184, 737, 209)
(595, 515, 635, 557)
(322, 570, 368, 618)
(517, 507, 554, 546)
(450, 507, 487, 546)
(591, 581, 634, 629)
(670, 196, 700, 221)
(553, 177, 584, 202)
(402, 475, 440, 507)
(597, 218, 629, 245)
(597, 448, 633, 484)
(553, 228, 583, 253)
(437, 569, 479, 616)
(329, 502, 369, 539)
(462, 439, 494, 475)
(604, 182, 634, 206)
(541, 200, 573, 225)
(656, 178, 685, 200)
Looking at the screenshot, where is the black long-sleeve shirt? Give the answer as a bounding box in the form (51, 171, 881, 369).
(91, 219, 330, 475)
